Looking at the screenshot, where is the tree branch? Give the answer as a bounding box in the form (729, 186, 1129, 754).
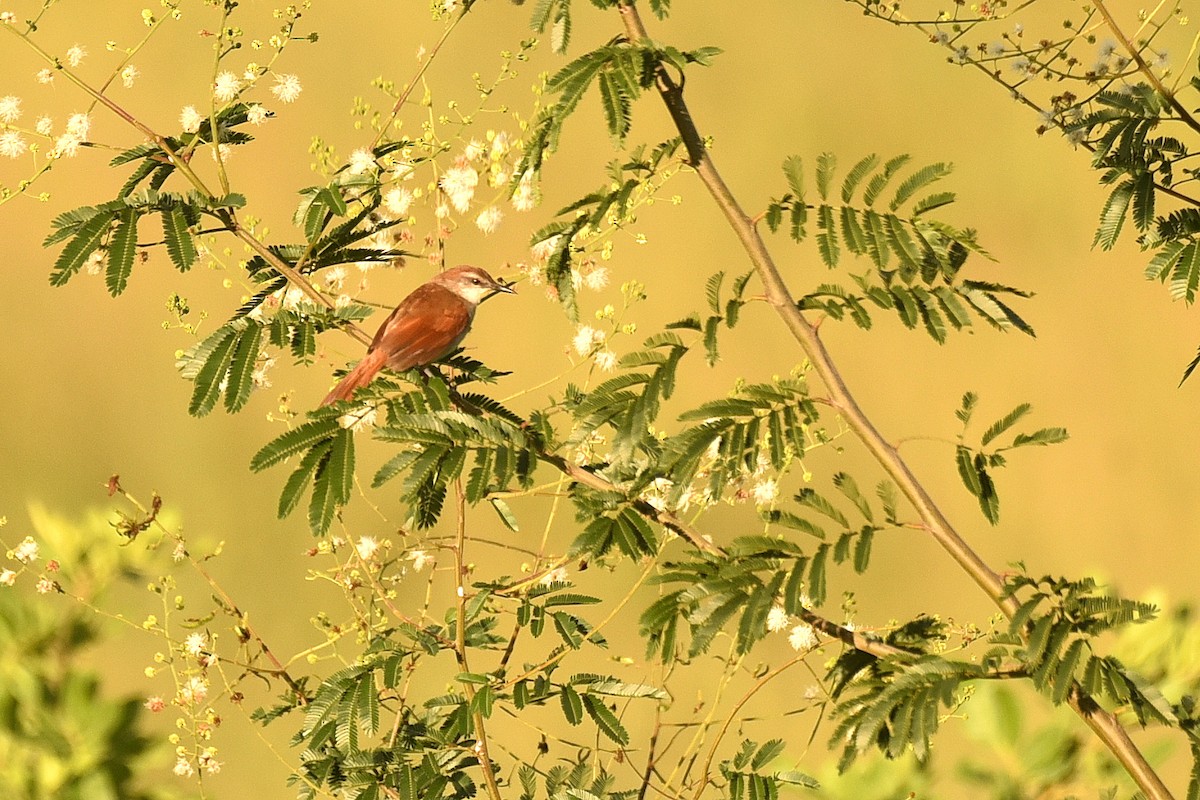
(613, 4, 1174, 799)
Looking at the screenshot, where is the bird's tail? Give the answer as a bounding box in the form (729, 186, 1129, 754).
(321, 350, 387, 406)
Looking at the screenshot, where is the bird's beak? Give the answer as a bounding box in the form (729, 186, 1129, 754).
(493, 281, 516, 295)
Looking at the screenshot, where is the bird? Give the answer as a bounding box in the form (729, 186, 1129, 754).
(321, 265, 515, 406)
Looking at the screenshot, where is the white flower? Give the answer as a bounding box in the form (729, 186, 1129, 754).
(347, 148, 375, 175)
(83, 251, 104, 275)
(211, 143, 233, 162)
(172, 543, 187, 562)
(198, 748, 222, 774)
(12, 536, 38, 564)
(324, 265, 348, 290)
(65, 44, 86, 67)
(270, 73, 302, 103)
(120, 64, 139, 88)
(246, 104, 269, 125)
(0, 12, 14, 23)
(179, 106, 203, 134)
(788, 623, 818, 652)
(475, 206, 503, 234)
(0, 130, 27, 159)
(384, 187, 413, 217)
(356, 536, 380, 561)
(173, 758, 195, 778)
(0, 95, 21, 123)
(213, 70, 240, 102)
(752, 478, 779, 507)
(391, 159, 415, 181)
(252, 357, 275, 388)
(463, 139, 485, 160)
(766, 604, 790, 632)
(490, 131, 510, 158)
(183, 632, 207, 657)
(573, 325, 603, 356)
(512, 172, 537, 212)
(803, 685, 820, 700)
(0, 569, 15, 586)
(531, 236, 559, 264)
(407, 550, 432, 571)
(539, 566, 569, 586)
(593, 350, 618, 371)
(35, 68, 54, 85)
(65, 113, 90, 140)
(34, 116, 52, 135)
(178, 676, 208, 706)
(35, 578, 55, 594)
(583, 266, 609, 291)
(282, 287, 305, 310)
(440, 164, 478, 213)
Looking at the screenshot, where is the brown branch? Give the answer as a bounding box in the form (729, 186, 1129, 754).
(613, 4, 1175, 800)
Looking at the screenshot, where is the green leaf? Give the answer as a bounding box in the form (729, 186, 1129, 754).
(795, 488, 848, 527)
(105, 208, 140, 297)
(1010, 427, 1069, 447)
(161, 206, 198, 271)
(981, 403, 1031, 446)
(890, 162, 952, 211)
(328, 427, 355, 506)
(598, 71, 632, 142)
(956, 445, 982, 497)
(223, 323, 263, 413)
(832, 473, 872, 521)
(490, 497, 520, 531)
(783, 155, 804, 200)
(188, 326, 239, 417)
(1094, 180, 1133, 251)
(816, 205, 839, 267)
(50, 210, 115, 287)
(1171, 242, 1200, 303)
(278, 440, 332, 518)
(308, 447, 340, 536)
(841, 154, 878, 203)
(251, 418, 341, 471)
(863, 154, 912, 207)
(560, 685, 584, 725)
(582, 693, 630, 745)
(815, 152, 836, 201)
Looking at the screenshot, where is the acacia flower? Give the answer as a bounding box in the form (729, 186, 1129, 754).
(0, 12, 14, 23)
(407, 550, 432, 571)
(246, 104, 269, 125)
(440, 164, 478, 213)
(573, 325, 603, 356)
(463, 139, 485, 160)
(540, 566, 569, 586)
(178, 676, 208, 706)
(512, 172, 537, 212)
(34, 116, 52, 135)
(356, 536, 380, 561)
(0, 569, 15, 586)
(0, 130, 27, 159)
(12, 536, 38, 564)
(65, 44, 86, 67)
(183, 632, 207, 658)
(65, 113, 90, 140)
(213, 71, 240, 102)
(270, 73, 302, 103)
(766, 604, 790, 632)
(35, 578, 56, 594)
(35, 68, 54, 85)
(173, 758, 195, 778)
(120, 65, 139, 88)
(788, 623, 818, 651)
(144, 696, 165, 712)
(593, 350, 618, 371)
(531, 236, 559, 264)
(347, 148, 375, 175)
(475, 206, 503, 234)
(179, 105, 203, 134)
(583, 266, 609, 291)
(384, 187, 413, 216)
(752, 478, 779, 507)
(0, 95, 21, 123)
(198, 748, 222, 774)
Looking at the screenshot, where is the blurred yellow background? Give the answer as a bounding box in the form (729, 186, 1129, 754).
(3, 0, 1199, 795)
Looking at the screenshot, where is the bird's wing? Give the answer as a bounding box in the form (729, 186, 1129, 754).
(369, 284, 473, 371)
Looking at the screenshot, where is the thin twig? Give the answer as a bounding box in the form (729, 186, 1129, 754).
(613, 4, 1174, 799)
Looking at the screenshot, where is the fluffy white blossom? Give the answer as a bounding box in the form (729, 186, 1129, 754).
(573, 325, 604, 356)
(356, 536, 380, 561)
(766, 604, 790, 632)
(65, 44, 86, 67)
(512, 172, 537, 212)
(0, 130, 27, 159)
(593, 350, 618, 371)
(0, 569, 16, 587)
(34, 116, 52, 135)
(179, 105, 203, 133)
(213, 71, 240, 102)
(540, 566, 569, 586)
(0, 95, 21, 123)
(463, 139, 485, 160)
(384, 187, 413, 217)
(183, 632, 207, 658)
(35, 68, 54, 85)
(788, 623, 818, 651)
(407, 550, 432, 571)
(475, 206, 503, 234)
(583, 266, 609, 291)
(120, 64, 139, 88)
(440, 164, 478, 213)
(246, 104, 269, 125)
(752, 478, 779, 507)
(173, 758, 195, 778)
(12, 536, 38, 564)
(347, 148, 375, 175)
(270, 73, 302, 103)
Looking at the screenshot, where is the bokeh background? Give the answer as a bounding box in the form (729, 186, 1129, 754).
(2, 0, 1199, 796)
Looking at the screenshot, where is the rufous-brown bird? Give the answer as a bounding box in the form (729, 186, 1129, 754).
(321, 265, 514, 406)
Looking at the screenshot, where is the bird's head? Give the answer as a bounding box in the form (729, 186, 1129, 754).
(434, 265, 516, 305)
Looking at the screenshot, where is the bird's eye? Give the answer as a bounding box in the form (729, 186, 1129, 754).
(471, 278, 482, 285)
